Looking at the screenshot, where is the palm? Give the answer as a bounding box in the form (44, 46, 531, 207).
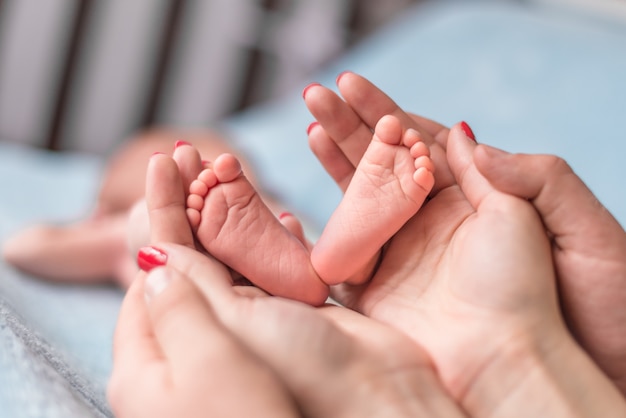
(188, 257, 459, 418)
(304, 76, 562, 393)
(332, 163, 560, 397)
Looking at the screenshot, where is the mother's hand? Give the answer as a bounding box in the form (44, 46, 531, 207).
(108, 154, 297, 418)
(305, 73, 558, 393)
(108, 261, 298, 418)
(304, 72, 625, 415)
(108, 152, 467, 418)
(473, 145, 626, 394)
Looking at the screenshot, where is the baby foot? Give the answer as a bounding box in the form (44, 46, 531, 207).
(186, 153, 329, 306)
(311, 115, 435, 285)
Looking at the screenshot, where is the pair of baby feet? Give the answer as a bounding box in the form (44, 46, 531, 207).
(180, 114, 435, 306)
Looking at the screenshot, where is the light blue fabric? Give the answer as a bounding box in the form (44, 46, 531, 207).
(0, 144, 117, 417)
(0, 298, 111, 418)
(1, 2, 625, 416)
(224, 1, 626, 229)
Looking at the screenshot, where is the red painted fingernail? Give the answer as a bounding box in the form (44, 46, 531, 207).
(302, 82, 321, 99)
(460, 121, 476, 142)
(307, 121, 319, 135)
(336, 71, 351, 85)
(278, 212, 293, 220)
(175, 140, 191, 148)
(137, 246, 168, 272)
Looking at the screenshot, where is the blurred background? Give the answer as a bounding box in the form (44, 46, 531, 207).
(0, 0, 430, 154)
(1, 0, 623, 156)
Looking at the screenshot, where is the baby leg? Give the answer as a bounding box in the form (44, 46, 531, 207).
(2, 214, 135, 286)
(187, 154, 329, 306)
(312, 115, 434, 285)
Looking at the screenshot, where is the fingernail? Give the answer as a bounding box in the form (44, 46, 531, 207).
(306, 121, 319, 135)
(151, 152, 164, 157)
(336, 71, 351, 85)
(175, 140, 191, 148)
(137, 246, 168, 272)
(144, 268, 172, 303)
(460, 121, 476, 142)
(302, 82, 321, 99)
(278, 212, 293, 220)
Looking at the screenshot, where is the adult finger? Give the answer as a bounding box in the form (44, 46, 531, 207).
(108, 272, 161, 409)
(144, 267, 239, 373)
(144, 266, 299, 417)
(445, 122, 494, 210)
(111, 272, 161, 369)
(336, 72, 422, 136)
(474, 145, 626, 257)
(141, 243, 235, 298)
(408, 113, 451, 149)
(204, 295, 361, 418)
(308, 121, 354, 192)
(150, 244, 354, 415)
(146, 154, 195, 247)
(304, 82, 372, 168)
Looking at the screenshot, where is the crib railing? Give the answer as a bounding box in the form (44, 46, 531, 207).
(0, 0, 420, 154)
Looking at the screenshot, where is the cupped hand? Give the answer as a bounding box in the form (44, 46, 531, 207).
(108, 262, 299, 418)
(109, 151, 467, 418)
(308, 72, 626, 397)
(473, 145, 626, 394)
(108, 154, 298, 418)
(304, 73, 571, 402)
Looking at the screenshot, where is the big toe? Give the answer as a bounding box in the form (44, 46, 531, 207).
(374, 115, 403, 145)
(212, 154, 243, 183)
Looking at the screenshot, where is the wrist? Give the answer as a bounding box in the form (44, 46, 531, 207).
(463, 326, 626, 417)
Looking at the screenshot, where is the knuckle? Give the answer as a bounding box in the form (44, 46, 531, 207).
(541, 154, 572, 176)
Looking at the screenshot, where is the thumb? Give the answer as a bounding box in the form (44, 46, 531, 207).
(474, 144, 625, 258)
